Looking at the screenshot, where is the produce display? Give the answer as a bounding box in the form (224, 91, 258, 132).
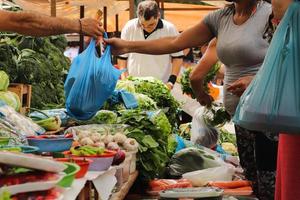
(66, 124, 139, 152)
(70, 146, 105, 156)
(116, 77, 180, 129)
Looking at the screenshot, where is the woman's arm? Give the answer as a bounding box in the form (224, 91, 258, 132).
(190, 38, 218, 106)
(0, 10, 104, 37)
(106, 21, 214, 56)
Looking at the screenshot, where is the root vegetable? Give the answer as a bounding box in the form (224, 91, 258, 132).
(107, 142, 119, 150)
(90, 133, 101, 142)
(93, 142, 105, 148)
(80, 137, 94, 146)
(123, 138, 139, 151)
(113, 133, 127, 144)
(102, 134, 113, 144)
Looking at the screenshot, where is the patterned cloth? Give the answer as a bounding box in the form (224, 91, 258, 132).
(235, 125, 278, 200)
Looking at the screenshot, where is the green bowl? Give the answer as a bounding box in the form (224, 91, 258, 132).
(0, 137, 9, 146)
(57, 162, 80, 188)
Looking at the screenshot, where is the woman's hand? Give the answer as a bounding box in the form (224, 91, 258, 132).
(227, 75, 254, 97)
(104, 37, 129, 55)
(197, 92, 214, 106)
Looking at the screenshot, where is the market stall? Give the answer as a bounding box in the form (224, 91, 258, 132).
(0, 1, 264, 200)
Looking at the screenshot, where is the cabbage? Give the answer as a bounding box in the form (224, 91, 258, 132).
(0, 91, 21, 111)
(134, 93, 157, 110)
(0, 71, 9, 91)
(116, 80, 136, 93)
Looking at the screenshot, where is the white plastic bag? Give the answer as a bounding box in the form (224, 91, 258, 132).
(191, 107, 219, 148)
(182, 166, 235, 187)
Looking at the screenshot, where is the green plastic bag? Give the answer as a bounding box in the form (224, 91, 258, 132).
(234, 2, 300, 133)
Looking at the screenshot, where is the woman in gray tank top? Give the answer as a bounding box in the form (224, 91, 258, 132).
(105, 0, 276, 199)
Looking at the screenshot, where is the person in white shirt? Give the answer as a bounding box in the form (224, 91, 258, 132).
(118, 0, 183, 89)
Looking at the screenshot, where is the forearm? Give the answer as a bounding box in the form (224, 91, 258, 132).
(1, 10, 79, 36)
(171, 58, 183, 77)
(190, 61, 215, 97)
(126, 21, 213, 55)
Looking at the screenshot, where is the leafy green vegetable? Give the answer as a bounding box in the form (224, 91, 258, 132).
(118, 109, 172, 181)
(0, 91, 20, 111)
(134, 93, 157, 110)
(116, 80, 136, 93)
(0, 71, 9, 91)
(0, 191, 11, 200)
(218, 128, 237, 147)
(180, 67, 195, 98)
(178, 123, 191, 140)
(203, 103, 231, 127)
(128, 77, 181, 130)
(167, 134, 178, 156)
(167, 147, 221, 178)
(180, 62, 221, 98)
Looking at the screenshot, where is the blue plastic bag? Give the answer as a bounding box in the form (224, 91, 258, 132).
(234, 2, 300, 133)
(65, 34, 122, 120)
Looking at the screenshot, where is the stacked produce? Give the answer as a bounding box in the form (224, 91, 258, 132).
(115, 77, 180, 130)
(66, 124, 139, 152)
(0, 2, 69, 109)
(118, 110, 172, 181)
(0, 71, 20, 111)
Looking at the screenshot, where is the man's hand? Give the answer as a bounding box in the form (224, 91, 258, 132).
(104, 38, 129, 55)
(197, 92, 214, 106)
(227, 76, 254, 97)
(80, 18, 105, 38)
(166, 82, 174, 90)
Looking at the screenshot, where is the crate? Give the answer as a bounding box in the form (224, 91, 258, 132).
(8, 83, 32, 114)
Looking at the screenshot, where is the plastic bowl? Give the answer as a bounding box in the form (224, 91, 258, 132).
(55, 158, 93, 179)
(0, 137, 10, 145)
(65, 150, 117, 171)
(27, 137, 73, 153)
(0, 145, 39, 154)
(57, 162, 80, 188)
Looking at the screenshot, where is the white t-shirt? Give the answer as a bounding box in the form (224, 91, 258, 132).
(120, 18, 184, 83)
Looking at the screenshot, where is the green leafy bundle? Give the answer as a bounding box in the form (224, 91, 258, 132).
(180, 62, 221, 98)
(127, 77, 181, 129)
(118, 109, 172, 181)
(0, 34, 69, 109)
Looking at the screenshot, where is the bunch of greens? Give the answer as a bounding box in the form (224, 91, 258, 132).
(180, 67, 195, 98)
(127, 77, 181, 129)
(180, 62, 221, 98)
(203, 103, 231, 127)
(0, 34, 69, 109)
(133, 93, 157, 110)
(118, 109, 172, 181)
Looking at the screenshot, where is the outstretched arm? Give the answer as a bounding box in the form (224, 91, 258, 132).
(0, 10, 104, 37)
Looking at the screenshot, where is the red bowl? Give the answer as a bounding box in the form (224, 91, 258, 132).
(55, 158, 93, 178)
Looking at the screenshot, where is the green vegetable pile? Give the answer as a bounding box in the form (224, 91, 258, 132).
(218, 128, 237, 147)
(0, 2, 69, 109)
(180, 62, 221, 98)
(127, 77, 181, 129)
(118, 109, 172, 181)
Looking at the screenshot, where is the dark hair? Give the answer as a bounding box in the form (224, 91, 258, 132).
(137, 0, 159, 20)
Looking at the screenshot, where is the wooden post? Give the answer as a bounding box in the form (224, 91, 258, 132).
(103, 6, 107, 31)
(50, 0, 56, 17)
(129, 0, 135, 19)
(115, 14, 119, 33)
(79, 5, 85, 53)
